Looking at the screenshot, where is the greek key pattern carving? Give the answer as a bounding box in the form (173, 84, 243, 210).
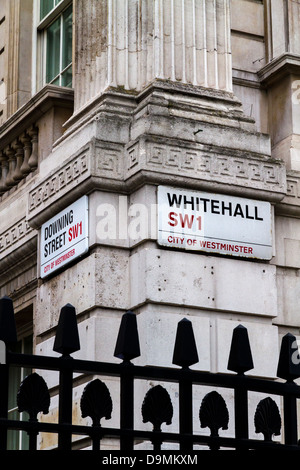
(95, 143, 123, 177)
(286, 178, 300, 199)
(127, 140, 286, 193)
(0, 218, 34, 255)
(28, 152, 89, 214)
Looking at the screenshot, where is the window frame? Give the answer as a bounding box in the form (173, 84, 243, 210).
(35, 0, 73, 91)
(7, 308, 33, 451)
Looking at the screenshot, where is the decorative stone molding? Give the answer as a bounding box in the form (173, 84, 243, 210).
(258, 53, 300, 87)
(0, 84, 74, 147)
(28, 146, 90, 225)
(27, 138, 125, 227)
(275, 172, 300, 216)
(0, 126, 38, 194)
(0, 84, 74, 197)
(0, 216, 34, 257)
(94, 140, 123, 179)
(126, 137, 287, 200)
(27, 133, 287, 230)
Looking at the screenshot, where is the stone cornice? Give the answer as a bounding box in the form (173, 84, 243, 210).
(0, 84, 74, 150)
(61, 80, 252, 148)
(0, 216, 36, 260)
(275, 171, 300, 217)
(26, 135, 287, 229)
(258, 53, 300, 87)
(126, 135, 286, 201)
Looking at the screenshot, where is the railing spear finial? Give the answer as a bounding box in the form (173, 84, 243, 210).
(114, 311, 140, 363)
(277, 332, 300, 382)
(227, 325, 254, 375)
(53, 303, 80, 356)
(172, 318, 199, 368)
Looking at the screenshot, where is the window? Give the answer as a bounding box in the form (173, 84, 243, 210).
(40, 0, 62, 20)
(7, 335, 33, 450)
(7, 305, 33, 450)
(38, 0, 73, 88)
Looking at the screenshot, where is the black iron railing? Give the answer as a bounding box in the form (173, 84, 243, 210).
(0, 296, 300, 451)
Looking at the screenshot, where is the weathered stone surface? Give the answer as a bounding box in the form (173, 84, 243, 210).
(74, 0, 232, 110)
(35, 249, 130, 336)
(130, 242, 277, 316)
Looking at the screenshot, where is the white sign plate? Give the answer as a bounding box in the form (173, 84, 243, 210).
(40, 196, 89, 278)
(157, 186, 273, 260)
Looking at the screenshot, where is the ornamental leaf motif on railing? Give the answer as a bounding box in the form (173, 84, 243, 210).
(141, 385, 173, 432)
(199, 391, 229, 440)
(254, 397, 281, 441)
(2, 297, 300, 450)
(17, 373, 50, 422)
(80, 378, 113, 427)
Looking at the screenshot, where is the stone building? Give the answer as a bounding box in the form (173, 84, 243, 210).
(0, 0, 299, 450)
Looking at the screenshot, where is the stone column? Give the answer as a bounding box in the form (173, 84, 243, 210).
(260, 0, 300, 171)
(73, 0, 232, 111)
(5, 0, 32, 118)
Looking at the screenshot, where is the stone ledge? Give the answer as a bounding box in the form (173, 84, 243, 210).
(258, 53, 300, 87)
(0, 84, 74, 150)
(276, 171, 300, 216)
(126, 135, 286, 200)
(26, 133, 287, 229)
(0, 238, 37, 286)
(0, 216, 35, 257)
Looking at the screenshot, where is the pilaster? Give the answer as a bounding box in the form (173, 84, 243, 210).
(74, 0, 232, 112)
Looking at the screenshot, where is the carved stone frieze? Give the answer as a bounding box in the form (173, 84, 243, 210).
(0, 217, 34, 256)
(27, 147, 90, 225)
(26, 133, 287, 230)
(126, 137, 287, 199)
(27, 138, 124, 227)
(286, 177, 300, 200)
(275, 172, 300, 216)
(94, 140, 123, 179)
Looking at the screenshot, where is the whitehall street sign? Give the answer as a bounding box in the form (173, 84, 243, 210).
(40, 196, 89, 278)
(157, 186, 273, 260)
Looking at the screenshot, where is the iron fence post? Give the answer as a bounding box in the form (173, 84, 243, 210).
(234, 385, 249, 447)
(58, 359, 73, 450)
(91, 429, 101, 451)
(283, 393, 298, 445)
(3, 299, 300, 451)
(179, 372, 193, 452)
(173, 318, 198, 452)
(28, 423, 38, 451)
(120, 362, 134, 452)
(0, 365, 8, 450)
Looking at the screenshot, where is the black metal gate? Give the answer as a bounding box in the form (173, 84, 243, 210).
(0, 296, 300, 452)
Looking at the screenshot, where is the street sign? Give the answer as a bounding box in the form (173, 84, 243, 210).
(157, 186, 273, 260)
(40, 196, 89, 278)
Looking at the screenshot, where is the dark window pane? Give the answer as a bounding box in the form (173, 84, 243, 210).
(62, 5, 73, 70)
(61, 65, 72, 87)
(7, 415, 19, 451)
(40, 0, 54, 20)
(7, 335, 32, 450)
(46, 17, 61, 83)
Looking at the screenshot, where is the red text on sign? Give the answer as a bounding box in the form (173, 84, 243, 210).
(168, 212, 202, 230)
(68, 222, 83, 242)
